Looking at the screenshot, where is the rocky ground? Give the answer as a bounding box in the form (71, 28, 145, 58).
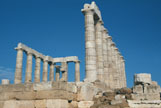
(91, 88, 132, 108)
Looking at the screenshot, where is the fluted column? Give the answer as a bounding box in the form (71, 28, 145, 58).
(34, 57, 41, 83)
(42, 60, 48, 82)
(49, 63, 55, 81)
(95, 20, 104, 81)
(55, 66, 60, 81)
(102, 28, 108, 84)
(14, 48, 23, 84)
(116, 50, 122, 88)
(75, 60, 80, 82)
(121, 56, 127, 87)
(107, 36, 114, 88)
(25, 52, 33, 83)
(82, 9, 97, 82)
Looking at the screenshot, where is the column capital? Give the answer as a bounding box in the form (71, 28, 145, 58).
(74, 60, 80, 63)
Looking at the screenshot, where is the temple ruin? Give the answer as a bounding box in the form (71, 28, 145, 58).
(0, 1, 160, 108)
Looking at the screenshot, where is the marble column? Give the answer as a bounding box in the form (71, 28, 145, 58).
(107, 36, 114, 88)
(49, 63, 55, 81)
(55, 66, 60, 82)
(14, 48, 23, 84)
(61, 62, 68, 81)
(75, 60, 80, 82)
(95, 20, 104, 81)
(102, 28, 108, 84)
(34, 57, 41, 83)
(25, 52, 33, 83)
(82, 9, 97, 82)
(121, 56, 127, 87)
(42, 60, 48, 82)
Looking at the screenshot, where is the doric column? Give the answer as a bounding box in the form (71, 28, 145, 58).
(55, 66, 60, 82)
(120, 56, 127, 87)
(14, 48, 23, 84)
(102, 28, 108, 84)
(25, 52, 33, 83)
(82, 9, 97, 82)
(107, 36, 114, 88)
(34, 57, 41, 83)
(95, 20, 104, 81)
(75, 60, 80, 82)
(61, 62, 68, 81)
(42, 59, 48, 82)
(49, 63, 55, 81)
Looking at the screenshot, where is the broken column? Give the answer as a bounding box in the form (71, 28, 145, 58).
(14, 47, 23, 84)
(2, 79, 10, 85)
(132, 73, 160, 100)
(82, 4, 97, 82)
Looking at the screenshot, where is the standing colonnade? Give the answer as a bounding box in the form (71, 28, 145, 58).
(82, 2, 126, 89)
(14, 43, 80, 84)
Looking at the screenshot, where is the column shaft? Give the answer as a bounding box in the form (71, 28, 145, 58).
(49, 63, 54, 81)
(42, 60, 48, 82)
(34, 57, 41, 83)
(14, 49, 23, 84)
(102, 29, 108, 85)
(25, 53, 33, 83)
(84, 10, 97, 82)
(95, 21, 104, 81)
(55, 66, 60, 81)
(75, 61, 80, 82)
(62, 62, 68, 81)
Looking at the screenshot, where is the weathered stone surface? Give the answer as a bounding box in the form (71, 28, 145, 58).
(34, 100, 47, 108)
(33, 82, 52, 91)
(77, 82, 101, 101)
(3, 100, 34, 108)
(134, 73, 151, 85)
(131, 93, 160, 100)
(35, 90, 76, 100)
(132, 84, 143, 94)
(0, 83, 33, 92)
(78, 101, 94, 108)
(47, 99, 69, 108)
(1, 79, 10, 85)
(0, 91, 35, 100)
(128, 100, 161, 108)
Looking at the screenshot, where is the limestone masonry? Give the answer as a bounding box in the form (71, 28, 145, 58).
(0, 1, 160, 108)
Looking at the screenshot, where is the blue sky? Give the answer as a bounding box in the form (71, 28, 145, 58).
(0, 0, 161, 87)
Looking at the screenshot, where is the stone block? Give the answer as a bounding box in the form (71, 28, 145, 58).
(78, 101, 94, 108)
(47, 99, 69, 108)
(134, 73, 151, 85)
(33, 82, 52, 91)
(1, 79, 10, 85)
(0, 83, 33, 92)
(111, 100, 123, 105)
(0, 101, 4, 108)
(144, 84, 160, 94)
(131, 93, 160, 100)
(115, 95, 125, 100)
(0, 91, 35, 100)
(34, 100, 47, 108)
(3, 100, 34, 108)
(77, 82, 101, 101)
(132, 85, 143, 94)
(52, 82, 77, 93)
(35, 90, 76, 100)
